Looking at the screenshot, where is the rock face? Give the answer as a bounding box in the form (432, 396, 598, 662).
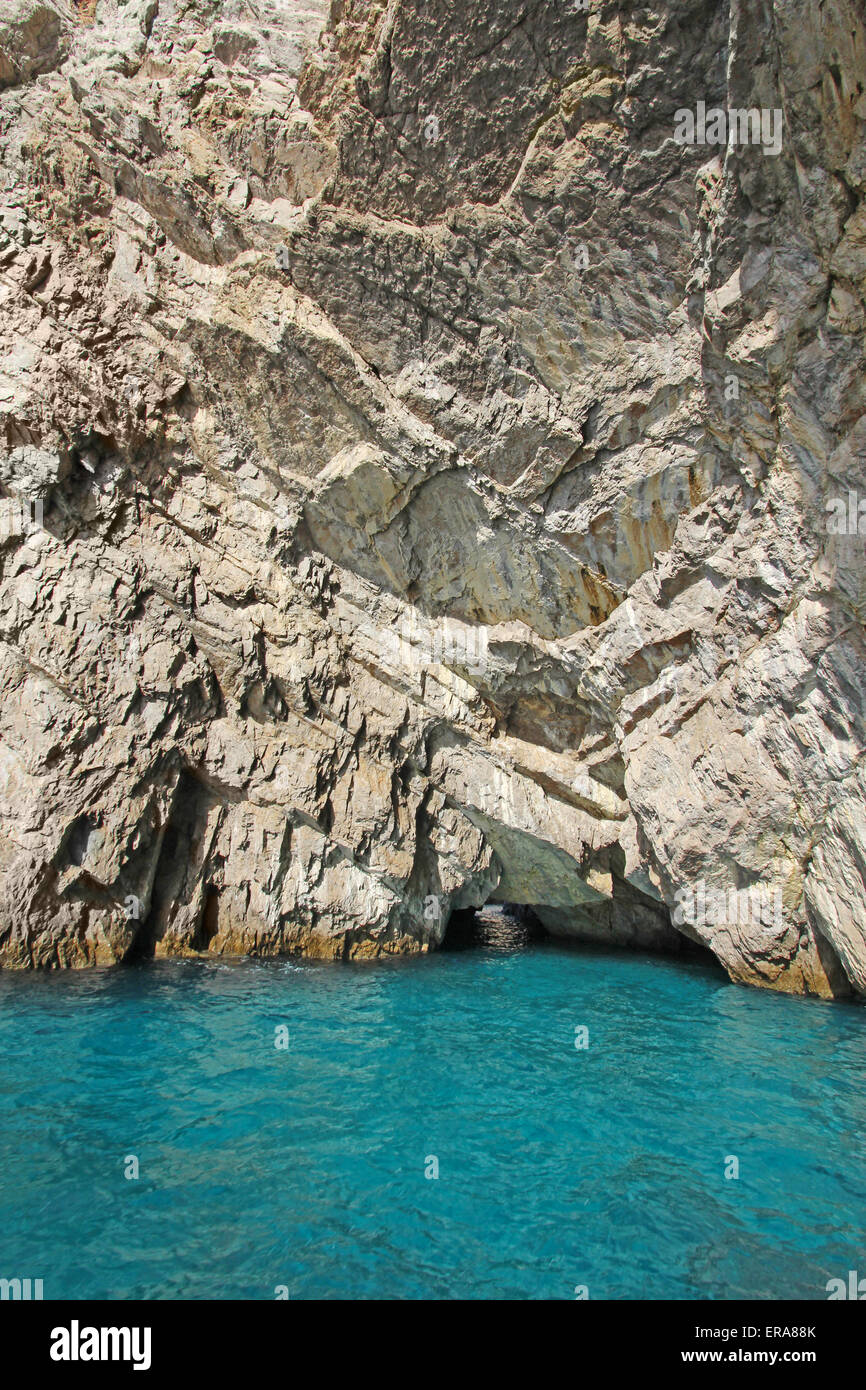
(0, 0, 863, 995)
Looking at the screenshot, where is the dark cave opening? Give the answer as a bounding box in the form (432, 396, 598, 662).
(439, 896, 722, 971)
(440, 903, 548, 953)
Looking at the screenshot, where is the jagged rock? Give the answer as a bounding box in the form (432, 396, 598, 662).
(0, 0, 71, 88)
(0, 0, 863, 996)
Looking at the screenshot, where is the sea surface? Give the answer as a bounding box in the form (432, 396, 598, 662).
(0, 912, 864, 1300)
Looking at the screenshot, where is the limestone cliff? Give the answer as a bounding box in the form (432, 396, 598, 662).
(0, 0, 863, 995)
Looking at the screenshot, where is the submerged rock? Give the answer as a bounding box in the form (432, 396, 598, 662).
(0, 0, 863, 996)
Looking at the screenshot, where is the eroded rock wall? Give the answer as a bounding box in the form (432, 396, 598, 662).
(0, 0, 863, 995)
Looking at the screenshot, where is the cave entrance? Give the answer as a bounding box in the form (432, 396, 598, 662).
(440, 903, 547, 954)
(439, 893, 722, 971)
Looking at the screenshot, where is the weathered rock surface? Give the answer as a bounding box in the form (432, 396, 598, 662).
(0, 0, 863, 995)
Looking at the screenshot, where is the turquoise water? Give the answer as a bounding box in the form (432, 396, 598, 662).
(0, 918, 864, 1301)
